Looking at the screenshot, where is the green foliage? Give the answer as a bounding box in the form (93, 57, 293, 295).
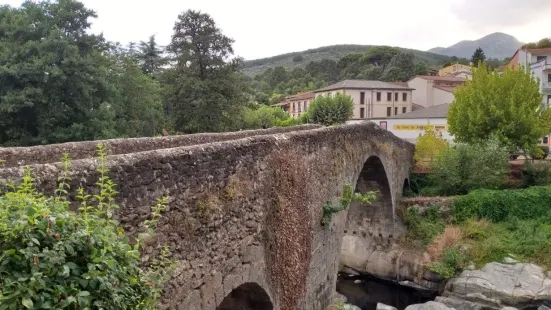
(381, 52, 416, 82)
(470, 47, 486, 67)
(521, 161, 551, 187)
(452, 186, 551, 223)
(402, 206, 446, 245)
(308, 93, 353, 126)
(428, 246, 467, 279)
(239, 105, 291, 130)
(162, 10, 250, 134)
(413, 130, 449, 169)
(0, 147, 171, 309)
(137, 35, 166, 76)
(275, 117, 303, 127)
(448, 64, 551, 152)
(522, 37, 551, 49)
(0, 1, 165, 146)
(321, 184, 376, 227)
(428, 140, 509, 196)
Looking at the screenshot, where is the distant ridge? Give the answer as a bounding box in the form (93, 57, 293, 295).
(243, 44, 450, 76)
(428, 32, 522, 59)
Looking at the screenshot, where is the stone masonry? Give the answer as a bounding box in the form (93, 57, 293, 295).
(0, 122, 414, 310)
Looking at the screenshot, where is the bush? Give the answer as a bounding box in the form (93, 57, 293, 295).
(414, 130, 448, 169)
(0, 149, 171, 309)
(307, 93, 353, 126)
(428, 246, 467, 279)
(521, 160, 551, 187)
(402, 206, 446, 245)
(429, 140, 509, 195)
(529, 145, 549, 159)
(452, 186, 551, 222)
(241, 105, 290, 129)
(275, 117, 303, 127)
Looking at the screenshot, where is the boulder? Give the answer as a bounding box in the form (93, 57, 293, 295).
(405, 301, 454, 310)
(444, 262, 551, 308)
(538, 305, 551, 310)
(435, 296, 483, 310)
(376, 303, 398, 310)
(344, 304, 361, 310)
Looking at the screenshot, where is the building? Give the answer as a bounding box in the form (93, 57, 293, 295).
(439, 63, 471, 77)
(508, 48, 551, 106)
(271, 91, 314, 118)
(368, 103, 452, 143)
(407, 76, 466, 108)
(313, 80, 414, 119)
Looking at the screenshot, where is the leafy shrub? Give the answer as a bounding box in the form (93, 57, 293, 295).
(521, 160, 551, 187)
(402, 206, 446, 245)
(275, 117, 302, 127)
(427, 226, 462, 261)
(0, 148, 171, 309)
(241, 105, 290, 129)
(428, 246, 467, 279)
(429, 140, 509, 195)
(308, 93, 353, 126)
(414, 130, 448, 169)
(529, 145, 549, 159)
(452, 186, 551, 222)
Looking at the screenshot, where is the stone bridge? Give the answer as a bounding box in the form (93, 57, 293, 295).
(0, 123, 414, 310)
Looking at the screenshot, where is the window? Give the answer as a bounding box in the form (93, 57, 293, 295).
(360, 92, 365, 105)
(387, 107, 391, 116)
(394, 107, 398, 115)
(376, 92, 381, 101)
(548, 95, 551, 104)
(298, 102, 301, 113)
(360, 108, 365, 119)
(387, 92, 392, 101)
(544, 137, 549, 145)
(537, 56, 547, 62)
(403, 107, 407, 113)
(394, 93, 399, 101)
(548, 73, 551, 82)
(304, 101, 307, 111)
(403, 93, 407, 102)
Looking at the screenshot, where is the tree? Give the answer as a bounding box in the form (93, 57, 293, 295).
(292, 54, 304, 62)
(448, 64, 551, 152)
(470, 48, 486, 67)
(308, 93, 353, 126)
(164, 10, 249, 133)
(414, 130, 448, 169)
(381, 52, 415, 82)
(137, 35, 165, 76)
(0, 0, 111, 145)
(361, 46, 400, 72)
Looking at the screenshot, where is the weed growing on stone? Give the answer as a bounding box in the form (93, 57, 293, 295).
(321, 184, 377, 227)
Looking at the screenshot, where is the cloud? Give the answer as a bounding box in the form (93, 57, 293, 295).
(451, 0, 551, 29)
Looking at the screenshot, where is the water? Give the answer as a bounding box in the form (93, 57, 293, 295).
(336, 273, 437, 310)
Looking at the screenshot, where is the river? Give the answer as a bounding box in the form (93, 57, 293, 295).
(336, 273, 437, 310)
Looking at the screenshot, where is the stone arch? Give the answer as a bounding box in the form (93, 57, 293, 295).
(216, 282, 274, 310)
(340, 155, 397, 272)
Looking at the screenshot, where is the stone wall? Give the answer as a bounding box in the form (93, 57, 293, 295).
(0, 122, 414, 310)
(0, 124, 320, 167)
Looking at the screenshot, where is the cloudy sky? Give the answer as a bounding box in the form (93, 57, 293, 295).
(4, 0, 551, 59)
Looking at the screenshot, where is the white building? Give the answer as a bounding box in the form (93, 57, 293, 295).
(313, 80, 414, 119)
(366, 103, 452, 144)
(407, 76, 466, 109)
(509, 48, 551, 106)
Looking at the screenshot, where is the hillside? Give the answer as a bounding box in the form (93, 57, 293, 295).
(428, 32, 522, 59)
(243, 44, 451, 76)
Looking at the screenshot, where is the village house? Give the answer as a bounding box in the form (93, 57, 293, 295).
(407, 76, 466, 108)
(439, 63, 471, 77)
(508, 47, 551, 106)
(313, 80, 414, 119)
(271, 91, 314, 118)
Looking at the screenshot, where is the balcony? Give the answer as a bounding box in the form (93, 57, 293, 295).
(543, 82, 551, 91)
(531, 59, 551, 71)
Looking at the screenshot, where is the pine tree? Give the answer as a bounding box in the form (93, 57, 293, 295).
(137, 35, 165, 75)
(470, 48, 486, 67)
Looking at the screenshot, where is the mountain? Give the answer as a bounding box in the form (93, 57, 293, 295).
(428, 32, 522, 59)
(243, 44, 451, 76)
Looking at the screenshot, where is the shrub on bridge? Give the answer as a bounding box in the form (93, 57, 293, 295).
(428, 139, 509, 195)
(0, 147, 171, 309)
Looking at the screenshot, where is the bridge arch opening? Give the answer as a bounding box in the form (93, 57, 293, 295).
(340, 155, 394, 271)
(403, 178, 411, 196)
(216, 282, 273, 310)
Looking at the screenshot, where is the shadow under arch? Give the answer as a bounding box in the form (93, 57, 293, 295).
(403, 178, 411, 196)
(216, 282, 273, 310)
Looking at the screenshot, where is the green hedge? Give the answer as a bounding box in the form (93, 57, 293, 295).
(453, 186, 551, 222)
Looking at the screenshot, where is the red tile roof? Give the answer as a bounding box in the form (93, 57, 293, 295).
(434, 86, 457, 93)
(290, 91, 314, 101)
(413, 75, 466, 82)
